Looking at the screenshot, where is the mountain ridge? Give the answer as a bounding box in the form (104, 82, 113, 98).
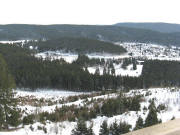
(0, 24, 180, 46)
(114, 22, 180, 33)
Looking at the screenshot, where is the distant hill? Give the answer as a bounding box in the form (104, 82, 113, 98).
(0, 24, 180, 46)
(25, 37, 127, 54)
(114, 22, 180, 33)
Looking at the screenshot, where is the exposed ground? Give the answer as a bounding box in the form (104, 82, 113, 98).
(124, 118, 180, 135)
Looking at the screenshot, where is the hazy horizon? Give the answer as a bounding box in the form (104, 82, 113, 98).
(0, 0, 180, 25)
(0, 22, 180, 26)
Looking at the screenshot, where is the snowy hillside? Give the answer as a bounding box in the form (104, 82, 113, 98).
(1, 87, 180, 135)
(116, 42, 180, 61)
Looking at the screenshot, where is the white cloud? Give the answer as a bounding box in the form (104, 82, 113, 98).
(0, 0, 180, 24)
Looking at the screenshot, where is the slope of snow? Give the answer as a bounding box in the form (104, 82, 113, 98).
(2, 88, 180, 135)
(16, 89, 86, 100)
(35, 52, 78, 63)
(0, 40, 30, 44)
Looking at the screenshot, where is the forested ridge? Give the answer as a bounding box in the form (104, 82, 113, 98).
(1, 44, 180, 91)
(1, 24, 180, 46)
(115, 22, 180, 33)
(24, 37, 127, 54)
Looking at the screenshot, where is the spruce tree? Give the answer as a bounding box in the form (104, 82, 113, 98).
(109, 120, 119, 135)
(134, 116, 144, 130)
(145, 102, 159, 127)
(99, 121, 109, 135)
(71, 119, 88, 135)
(118, 121, 131, 134)
(0, 54, 20, 129)
(133, 60, 137, 70)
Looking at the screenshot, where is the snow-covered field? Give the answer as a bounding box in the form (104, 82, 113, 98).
(88, 64, 143, 77)
(1, 87, 180, 135)
(35, 51, 130, 63)
(16, 89, 86, 100)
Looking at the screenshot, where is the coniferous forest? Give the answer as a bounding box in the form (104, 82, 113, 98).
(24, 37, 127, 54)
(1, 43, 180, 91)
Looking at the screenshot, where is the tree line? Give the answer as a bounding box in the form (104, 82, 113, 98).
(24, 37, 127, 54)
(1, 44, 180, 91)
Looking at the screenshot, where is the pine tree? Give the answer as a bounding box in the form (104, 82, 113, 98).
(111, 65, 115, 76)
(134, 116, 144, 130)
(132, 59, 137, 70)
(118, 121, 131, 134)
(103, 66, 107, 75)
(71, 119, 88, 135)
(145, 102, 159, 127)
(109, 120, 119, 135)
(99, 121, 109, 135)
(0, 54, 20, 129)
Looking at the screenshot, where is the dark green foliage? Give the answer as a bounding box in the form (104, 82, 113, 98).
(101, 95, 141, 117)
(132, 60, 137, 70)
(2, 43, 180, 92)
(0, 54, 20, 129)
(110, 121, 119, 135)
(99, 121, 109, 135)
(25, 37, 126, 54)
(134, 116, 144, 130)
(71, 119, 89, 135)
(0, 44, 143, 91)
(23, 114, 35, 125)
(145, 102, 160, 127)
(109, 121, 131, 135)
(6, 108, 21, 127)
(142, 60, 180, 88)
(118, 122, 132, 134)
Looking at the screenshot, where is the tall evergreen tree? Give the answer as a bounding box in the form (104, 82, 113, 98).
(109, 120, 119, 135)
(99, 121, 109, 135)
(0, 54, 20, 129)
(132, 59, 137, 70)
(118, 121, 131, 134)
(71, 119, 88, 135)
(145, 102, 159, 127)
(134, 116, 144, 130)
